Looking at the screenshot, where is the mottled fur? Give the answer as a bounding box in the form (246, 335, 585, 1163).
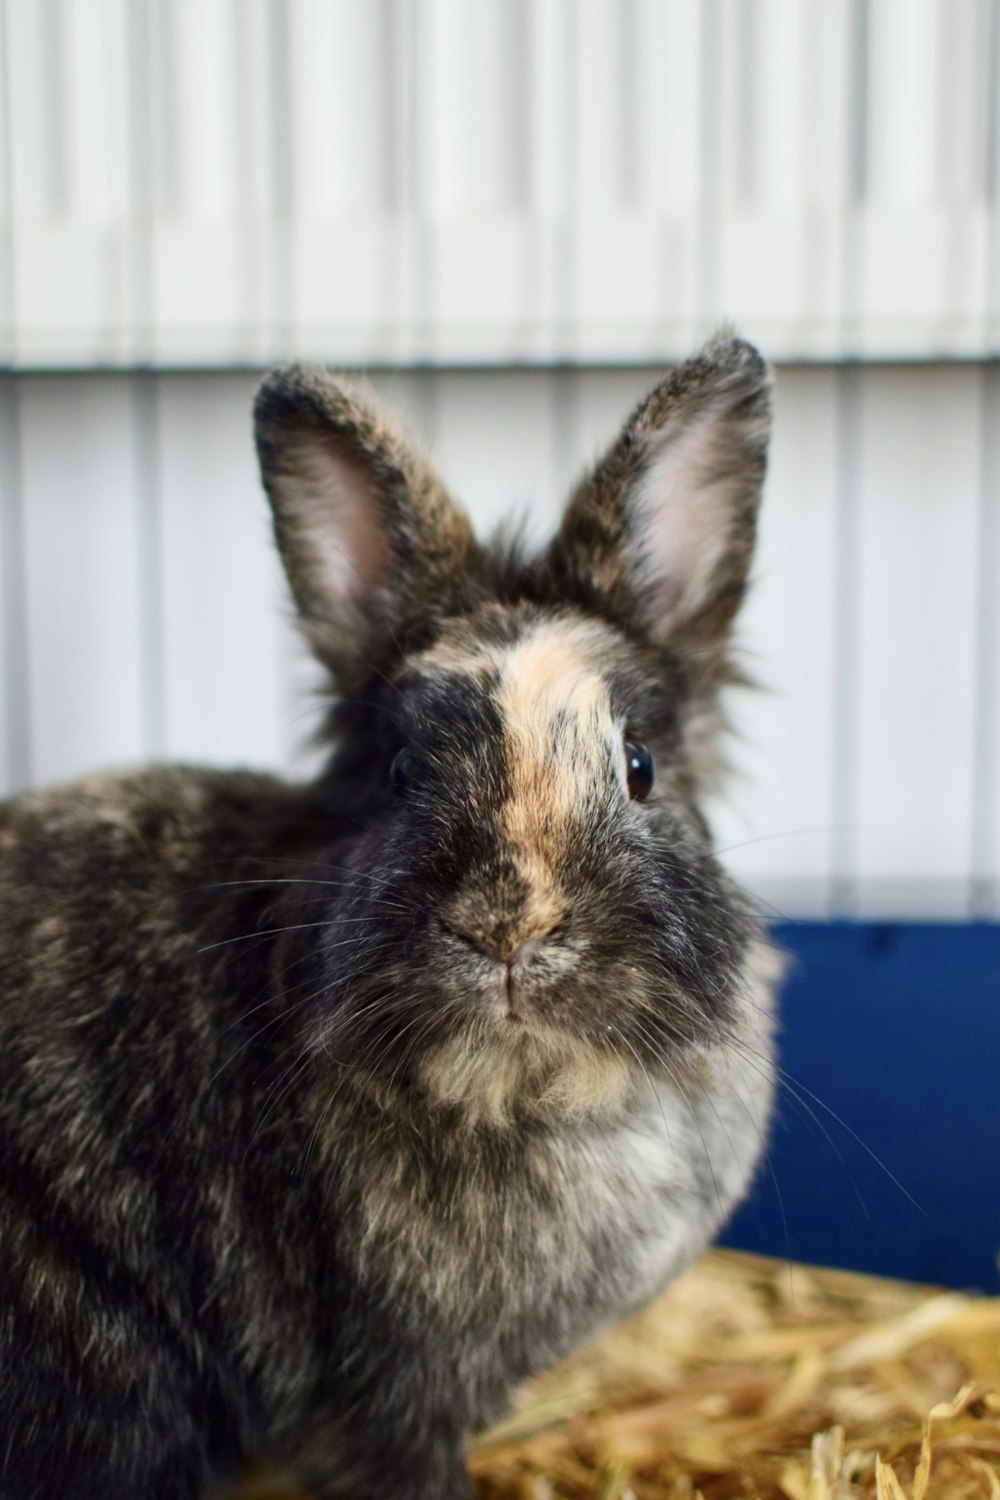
(0, 335, 777, 1499)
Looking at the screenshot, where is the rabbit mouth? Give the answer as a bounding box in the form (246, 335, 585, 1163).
(411, 948, 690, 1127)
(462, 949, 607, 1043)
(492, 946, 577, 1025)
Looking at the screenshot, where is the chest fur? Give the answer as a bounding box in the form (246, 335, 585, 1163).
(320, 953, 774, 1385)
(334, 1046, 770, 1377)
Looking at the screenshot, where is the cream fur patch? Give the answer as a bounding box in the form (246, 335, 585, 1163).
(417, 1022, 633, 1129)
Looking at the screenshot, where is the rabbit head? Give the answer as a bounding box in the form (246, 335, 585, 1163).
(254, 333, 772, 1126)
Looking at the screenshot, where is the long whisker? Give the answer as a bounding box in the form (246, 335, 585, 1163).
(191, 877, 404, 894)
(720, 1022, 924, 1216)
(245, 984, 417, 1161)
(711, 826, 840, 861)
(198, 921, 405, 957)
(610, 1023, 673, 1152)
(246, 1047, 317, 1158)
(301, 996, 440, 1183)
(629, 1014, 728, 1218)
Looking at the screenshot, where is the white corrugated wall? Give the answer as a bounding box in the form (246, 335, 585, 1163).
(3, 0, 1000, 365)
(1, 1, 998, 921)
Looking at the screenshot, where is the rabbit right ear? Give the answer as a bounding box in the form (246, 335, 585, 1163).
(254, 366, 479, 685)
(546, 332, 771, 681)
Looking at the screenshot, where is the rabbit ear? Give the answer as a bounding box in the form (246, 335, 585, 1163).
(254, 365, 479, 682)
(548, 332, 771, 670)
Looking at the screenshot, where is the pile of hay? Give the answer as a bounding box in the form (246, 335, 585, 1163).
(241, 1249, 1000, 1500)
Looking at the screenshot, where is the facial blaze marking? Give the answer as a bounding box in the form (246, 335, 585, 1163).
(419, 616, 624, 952)
(496, 621, 618, 940)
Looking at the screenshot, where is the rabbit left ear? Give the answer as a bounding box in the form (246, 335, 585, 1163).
(548, 332, 772, 663)
(254, 365, 479, 685)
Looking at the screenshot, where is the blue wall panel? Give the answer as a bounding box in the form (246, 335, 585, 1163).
(723, 923, 1000, 1293)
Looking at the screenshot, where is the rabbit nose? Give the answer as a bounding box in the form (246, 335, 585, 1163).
(439, 875, 568, 963)
(505, 933, 550, 971)
(439, 910, 564, 965)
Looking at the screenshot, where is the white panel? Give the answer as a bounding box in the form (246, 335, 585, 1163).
(574, 0, 630, 214)
(1, 0, 999, 363)
(291, 0, 389, 219)
(566, 367, 659, 480)
(0, 380, 22, 797)
(979, 367, 1000, 915)
(234, 0, 290, 364)
(424, 0, 531, 356)
(148, 0, 247, 359)
(636, 0, 700, 346)
(757, 0, 800, 217)
(156, 374, 309, 770)
(522, 0, 575, 357)
(289, 0, 402, 358)
(800, 0, 853, 210)
(428, 369, 564, 545)
(4, 0, 62, 221)
(869, 0, 938, 215)
(712, 367, 841, 916)
(718, 0, 811, 337)
(935, 0, 991, 350)
(982, 21, 1000, 354)
(18, 376, 145, 785)
(423, 366, 712, 556)
(644, 0, 701, 214)
(428, 0, 522, 216)
(851, 366, 981, 911)
(793, 0, 853, 351)
(5, 0, 70, 353)
(0, 4, 12, 364)
(6, 0, 132, 362)
(860, 0, 951, 352)
(572, 0, 671, 348)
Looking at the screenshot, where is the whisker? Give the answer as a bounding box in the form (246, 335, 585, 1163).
(711, 826, 841, 860)
(610, 1024, 674, 1153)
(198, 922, 404, 956)
(721, 1028, 923, 1216)
(628, 1014, 726, 1218)
(246, 1047, 316, 1158)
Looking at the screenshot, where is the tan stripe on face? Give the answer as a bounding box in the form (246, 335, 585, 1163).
(496, 620, 618, 935)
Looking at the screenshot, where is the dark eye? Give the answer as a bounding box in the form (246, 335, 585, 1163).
(624, 740, 654, 801)
(390, 749, 415, 792)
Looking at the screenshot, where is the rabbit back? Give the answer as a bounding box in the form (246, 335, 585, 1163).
(0, 767, 333, 1495)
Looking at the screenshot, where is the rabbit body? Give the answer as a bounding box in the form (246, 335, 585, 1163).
(0, 335, 777, 1499)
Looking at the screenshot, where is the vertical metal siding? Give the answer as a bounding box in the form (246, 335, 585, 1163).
(3, 0, 1000, 364)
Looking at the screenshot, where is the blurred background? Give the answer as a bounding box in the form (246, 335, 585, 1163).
(0, 0, 997, 1288)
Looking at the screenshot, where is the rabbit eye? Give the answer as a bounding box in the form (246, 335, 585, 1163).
(624, 740, 654, 801)
(390, 749, 415, 792)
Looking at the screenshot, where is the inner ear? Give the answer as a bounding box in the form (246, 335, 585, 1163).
(268, 416, 395, 626)
(255, 365, 479, 684)
(548, 333, 771, 657)
(628, 390, 765, 645)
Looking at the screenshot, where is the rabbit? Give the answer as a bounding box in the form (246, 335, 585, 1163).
(0, 331, 778, 1500)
